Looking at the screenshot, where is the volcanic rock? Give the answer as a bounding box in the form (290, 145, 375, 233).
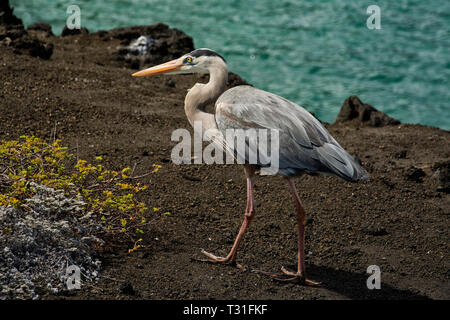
(61, 25, 89, 36)
(0, 1, 53, 60)
(27, 22, 54, 37)
(114, 23, 194, 69)
(0, 0, 22, 26)
(433, 161, 450, 193)
(334, 95, 400, 127)
(405, 166, 426, 182)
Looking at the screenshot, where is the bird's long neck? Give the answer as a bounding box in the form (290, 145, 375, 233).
(184, 62, 228, 133)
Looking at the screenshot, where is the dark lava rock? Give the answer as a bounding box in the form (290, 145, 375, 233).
(0, 1, 53, 60)
(395, 150, 407, 159)
(0, 24, 26, 40)
(166, 79, 175, 87)
(405, 166, 426, 182)
(29, 41, 53, 59)
(268, 222, 281, 230)
(113, 23, 194, 69)
(433, 161, 450, 193)
(334, 96, 400, 127)
(14, 36, 53, 59)
(181, 174, 201, 182)
(27, 22, 54, 37)
(61, 26, 89, 36)
(227, 72, 251, 88)
(202, 71, 250, 89)
(119, 281, 136, 295)
(0, 25, 53, 60)
(362, 225, 388, 236)
(112, 23, 251, 88)
(0, 0, 23, 26)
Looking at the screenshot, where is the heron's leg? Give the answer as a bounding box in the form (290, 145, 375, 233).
(198, 166, 256, 270)
(253, 178, 320, 286)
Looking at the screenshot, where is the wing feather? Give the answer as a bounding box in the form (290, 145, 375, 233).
(214, 86, 368, 181)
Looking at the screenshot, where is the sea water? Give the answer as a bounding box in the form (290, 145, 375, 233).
(12, 0, 450, 129)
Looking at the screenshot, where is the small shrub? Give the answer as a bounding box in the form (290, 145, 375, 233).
(0, 136, 160, 250)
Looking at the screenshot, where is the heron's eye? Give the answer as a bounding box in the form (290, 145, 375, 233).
(184, 57, 193, 64)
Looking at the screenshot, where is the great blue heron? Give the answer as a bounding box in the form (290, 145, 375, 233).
(132, 48, 368, 285)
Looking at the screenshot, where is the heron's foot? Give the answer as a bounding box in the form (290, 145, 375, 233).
(192, 249, 246, 271)
(253, 266, 321, 286)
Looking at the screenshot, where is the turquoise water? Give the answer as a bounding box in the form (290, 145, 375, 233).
(12, 0, 450, 129)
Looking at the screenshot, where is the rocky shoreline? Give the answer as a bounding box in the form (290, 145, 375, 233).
(0, 1, 449, 300)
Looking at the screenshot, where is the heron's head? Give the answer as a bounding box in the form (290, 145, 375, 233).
(132, 48, 226, 77)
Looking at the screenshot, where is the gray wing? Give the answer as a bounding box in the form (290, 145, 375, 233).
(214, 85, 368, 181)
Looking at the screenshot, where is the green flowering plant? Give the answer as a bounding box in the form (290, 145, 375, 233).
(0, 135, 161, 251)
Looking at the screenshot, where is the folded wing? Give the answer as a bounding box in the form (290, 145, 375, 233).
(214, 85, 368, 181)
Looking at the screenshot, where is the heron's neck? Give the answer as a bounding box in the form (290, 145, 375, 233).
(185, 63, 228, 133)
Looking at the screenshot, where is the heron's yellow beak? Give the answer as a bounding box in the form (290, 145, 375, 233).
(132, 59, 183, 77)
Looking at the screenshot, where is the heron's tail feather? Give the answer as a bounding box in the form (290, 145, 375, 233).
(316, 143, 369, 182)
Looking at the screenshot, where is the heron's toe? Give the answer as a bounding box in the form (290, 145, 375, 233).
(253, 267, 321, 286)
(200, 249, 223, 261)
(193, 249, 245, 271)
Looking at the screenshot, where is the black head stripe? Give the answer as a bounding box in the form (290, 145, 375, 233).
(190, 49, 226, 63)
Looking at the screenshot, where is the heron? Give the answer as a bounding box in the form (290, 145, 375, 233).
(132, 48, 368, 285)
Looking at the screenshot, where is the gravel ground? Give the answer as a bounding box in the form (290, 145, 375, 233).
(0, 183, 103, 300)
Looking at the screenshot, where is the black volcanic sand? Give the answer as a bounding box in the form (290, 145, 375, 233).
(0, 22, 449, 300)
